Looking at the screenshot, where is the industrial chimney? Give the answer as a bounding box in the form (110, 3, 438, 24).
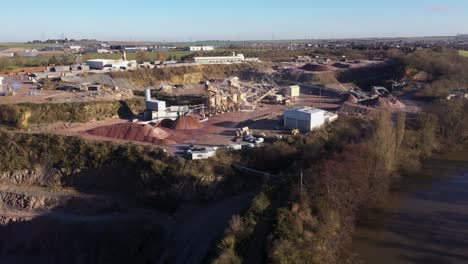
(0, 77, 4, 94)
(145, 88, 152, 101)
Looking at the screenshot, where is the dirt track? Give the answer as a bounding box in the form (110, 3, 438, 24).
(158, 192, 256, 264)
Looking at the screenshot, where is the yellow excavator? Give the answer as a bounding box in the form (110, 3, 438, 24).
(291, 129, 300, 136)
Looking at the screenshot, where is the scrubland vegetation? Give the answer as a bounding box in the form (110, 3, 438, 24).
(396, 49, 468, 99)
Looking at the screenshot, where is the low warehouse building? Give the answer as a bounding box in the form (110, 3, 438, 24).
(194, 53, 245, 64)
(186, 46, 215, 51)
(86, 59, 136, 70)
(284, 106, 337, 132)
(0, 52, 14, 58)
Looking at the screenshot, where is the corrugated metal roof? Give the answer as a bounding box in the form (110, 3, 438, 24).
(285, 106, 324, 114)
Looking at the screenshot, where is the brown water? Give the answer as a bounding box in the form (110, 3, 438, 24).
(352, 153, 468, 264)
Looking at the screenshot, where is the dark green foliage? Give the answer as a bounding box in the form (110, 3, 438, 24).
(0, 104, 20, 125)
(0, 55, 75, 71)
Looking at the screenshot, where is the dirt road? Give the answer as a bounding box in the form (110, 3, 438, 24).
(158, 192, 256, 264)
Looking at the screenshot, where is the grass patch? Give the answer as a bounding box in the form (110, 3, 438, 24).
(83, 51, 196, 62)
(459, 50, 468, 57)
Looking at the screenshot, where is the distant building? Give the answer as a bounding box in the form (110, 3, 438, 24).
(0, 77, 4, 93)
(284, 106, 338, 132)
(194, 53, 245, 64)
(0, 52, 14, 58)
(41, 46, 64, 51)
(186, 46, 215, 51)
(18, 50, 39, 57)
(456, 34, 468, 41)
(68, 45, 82, 51)
(86, 59, 136, 70)
(124, 47, 148, 53)
(245, 57, 260, 62)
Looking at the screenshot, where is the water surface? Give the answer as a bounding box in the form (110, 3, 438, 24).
(352, 153, 468, 264)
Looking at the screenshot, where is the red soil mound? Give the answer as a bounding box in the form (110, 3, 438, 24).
(341, 94, 359, 104)
(87, 123, 171, 144)
(172, 116, 203, 130)
(301, 63, 335, 72)
(157, 119, 175, 128)
(332, 62, 351, 69)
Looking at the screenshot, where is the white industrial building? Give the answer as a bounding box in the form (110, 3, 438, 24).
(190, 148, 217, 160)
(144, 88, 167, 120)
(194, 53, 246, 64)
(0, 52, 14, 58)
(245, 57, 260, 62)
(68, 45, 82, 51)
(186, 46, 215, 51)
(0, 77, 4, 93)
(284, 106, 338, 132)
(124, 47, 148, 53)
(86, 59, 137, 70)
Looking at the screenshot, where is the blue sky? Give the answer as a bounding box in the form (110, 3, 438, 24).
(1, 0, 467, 42)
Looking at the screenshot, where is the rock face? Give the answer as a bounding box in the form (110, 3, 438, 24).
(0, 99, 145, 128)
(0, 169, 167, 264)
(0, 168, 61, 186)
(0, 211, 165, 264)
(87, 123, 171, 144)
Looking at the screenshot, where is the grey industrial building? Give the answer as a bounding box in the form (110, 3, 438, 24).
(283, 106, 338, 132)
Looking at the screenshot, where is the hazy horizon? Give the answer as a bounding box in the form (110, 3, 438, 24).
(1, 0, 467, 42)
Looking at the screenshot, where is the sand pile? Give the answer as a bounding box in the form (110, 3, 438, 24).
(158, 119, 175, 128)
(341, 94, 359, 104)
(172, 116, 203, 130)
(87, 123, 173, 144)
(301, 64, 335, 72)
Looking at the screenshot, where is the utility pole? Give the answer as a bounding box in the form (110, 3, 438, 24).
(300, 170, 303, 203)
(319, 86, 322, 104)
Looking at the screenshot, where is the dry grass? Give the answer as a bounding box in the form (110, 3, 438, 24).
(459, 50, 468, 58)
